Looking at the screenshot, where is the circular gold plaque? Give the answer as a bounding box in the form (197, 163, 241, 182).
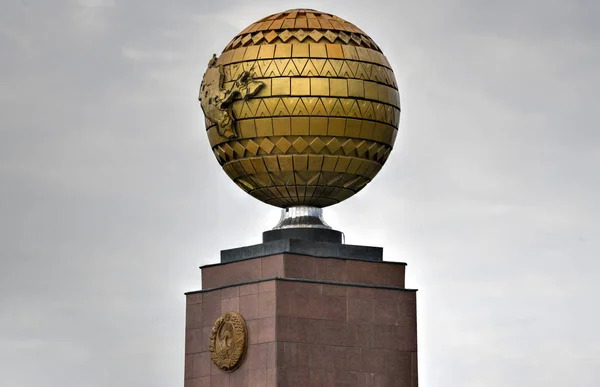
(209, 312, 248, 372)
(199, 9, 400, 208)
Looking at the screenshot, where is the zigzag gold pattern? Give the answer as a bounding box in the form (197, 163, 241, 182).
(217, 45, 393, 71)
(220, 59, 398, 90)
(225, 29, 380, 51)
(220, 96, 399, 127)
(212, 136, 393, 164)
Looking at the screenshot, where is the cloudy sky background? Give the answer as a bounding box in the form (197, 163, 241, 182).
(1, 0, 599, 386)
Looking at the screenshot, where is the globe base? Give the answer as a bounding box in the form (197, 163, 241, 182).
(272, 206, 331, 230)
(265, 206, 342, 243)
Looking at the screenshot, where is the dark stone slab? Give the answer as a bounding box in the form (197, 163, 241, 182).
(263, 227, 343, 243)
(220, 238, 383, 263)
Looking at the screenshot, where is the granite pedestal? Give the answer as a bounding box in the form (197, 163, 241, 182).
(184, 235, 418, 387)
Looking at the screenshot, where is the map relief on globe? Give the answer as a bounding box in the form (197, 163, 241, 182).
(199, 9, 400, 209)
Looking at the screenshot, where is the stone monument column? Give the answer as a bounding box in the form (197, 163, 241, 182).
(185, 9, 417, 387)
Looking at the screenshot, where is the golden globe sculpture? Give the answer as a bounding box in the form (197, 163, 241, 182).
(200, 9, 400, 210)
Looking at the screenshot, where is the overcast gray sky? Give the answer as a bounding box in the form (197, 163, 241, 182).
(1, 0, 599, 386)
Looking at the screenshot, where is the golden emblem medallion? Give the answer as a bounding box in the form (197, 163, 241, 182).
(208, 312, 248, 372)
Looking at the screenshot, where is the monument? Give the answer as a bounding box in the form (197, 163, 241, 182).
(185, 9, 417, 386)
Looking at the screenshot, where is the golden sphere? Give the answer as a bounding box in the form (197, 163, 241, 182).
(199, 9, 400, 208)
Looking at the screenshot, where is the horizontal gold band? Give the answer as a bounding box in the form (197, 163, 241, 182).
(211, 135, 393, 165)
(214, 96, 399, 129)
(226, 28, 379, 52)
(220, 58, 398, 93)
(232, 78, 399, 108)
(217, 44, 392, 70)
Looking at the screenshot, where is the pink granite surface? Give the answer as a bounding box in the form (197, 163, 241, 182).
(185, 254, 417, 386)
(201, 254, 405, 289)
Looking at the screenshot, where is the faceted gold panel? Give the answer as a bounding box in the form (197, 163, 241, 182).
(199, 9, 401, 208)
(207, 118, 398, 149)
